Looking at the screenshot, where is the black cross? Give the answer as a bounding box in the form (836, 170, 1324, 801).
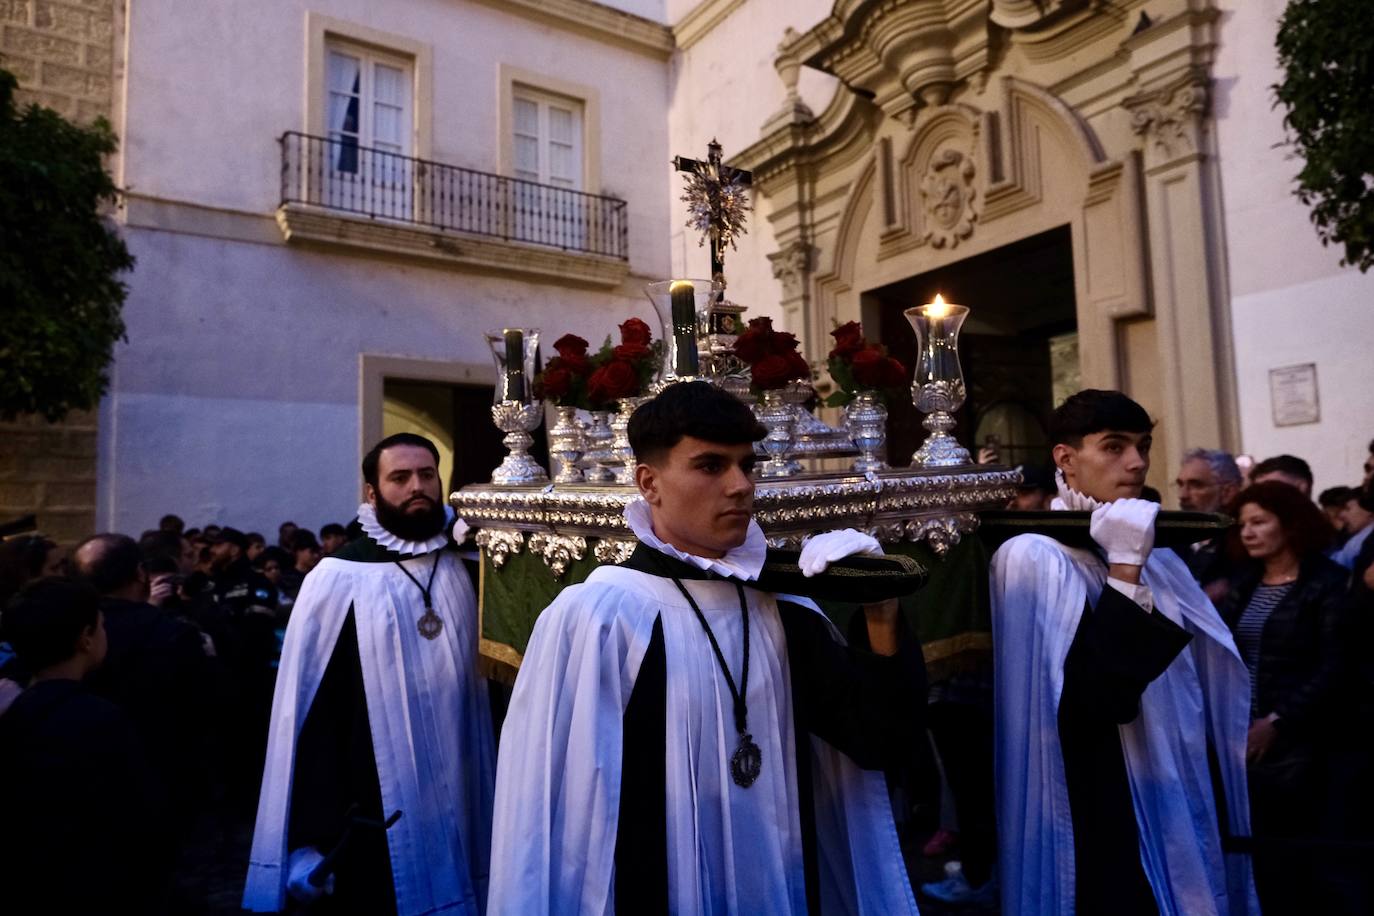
(674, 139, 752, 303)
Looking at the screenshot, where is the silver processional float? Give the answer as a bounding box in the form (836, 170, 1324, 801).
(452, 140, 1020, 679)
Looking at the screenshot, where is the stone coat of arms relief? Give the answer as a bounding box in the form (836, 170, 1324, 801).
(920, 148, 978, 248)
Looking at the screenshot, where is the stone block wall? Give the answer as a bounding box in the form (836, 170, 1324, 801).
(1, 0, 115, 120)
(0, 412, 100, 542)
(1, 0, 116, 542)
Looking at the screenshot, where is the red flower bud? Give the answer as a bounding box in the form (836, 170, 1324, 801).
(535, 366, 573, 401)
(829, 321, 865, 359)
(751, 352, 809, 390)
(553, 334, 590, 359)
(619, 317, 653, 347)
(586, 358, 640, 405)
(612, 342, 653, 362)
(851, 348, 907, 390)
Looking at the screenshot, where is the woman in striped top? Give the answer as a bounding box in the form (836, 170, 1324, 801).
(1218, 481, 1349, 914)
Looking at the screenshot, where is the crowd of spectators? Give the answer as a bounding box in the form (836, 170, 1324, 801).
(0, 515, 351, 912)
(916, 438, 1374, 911)
(2, 437, 1372, 913)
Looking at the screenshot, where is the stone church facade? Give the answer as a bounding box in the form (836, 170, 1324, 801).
(674, 0, 1374, 493)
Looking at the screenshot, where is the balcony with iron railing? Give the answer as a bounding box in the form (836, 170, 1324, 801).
(276, 131, 631, 285)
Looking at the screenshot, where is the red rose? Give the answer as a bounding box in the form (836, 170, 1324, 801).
(734, 317, 778, 364)
(876, 355, 907, 388)
(772, 329, 802, 352)
(535, 365, 573, 401)
(830, 321, 865, 359)
(849, 348, 884, 388)
(619, 317, 652, 347)
(751, 353, 808, 390)
(558, 352, 591, 377)
(553, 334, 589, 359)
(850, 348, 906, 390)
(587, 358, 640, 405)
(613, 342, 653, 362)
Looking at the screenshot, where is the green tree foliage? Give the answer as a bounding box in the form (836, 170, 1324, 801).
(1274, 0, 1374, 272)
(0, 68, 134, 421)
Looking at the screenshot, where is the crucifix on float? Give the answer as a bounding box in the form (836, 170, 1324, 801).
(673, 138, 752, 306)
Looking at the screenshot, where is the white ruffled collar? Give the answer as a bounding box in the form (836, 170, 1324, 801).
(624, 498, 767, 581)
(1050, 469, 1106, 512)
(356, 501, 468, 557)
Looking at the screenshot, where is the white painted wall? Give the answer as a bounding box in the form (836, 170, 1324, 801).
(101, 227, 661, 534)
(1213, 0, 1374, 492)
(120, 0, 672, 278)
(667, 0, 837, 332)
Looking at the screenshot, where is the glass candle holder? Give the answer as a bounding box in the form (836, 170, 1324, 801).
(903, 300, 972, 467)
(486, 327, 540, 405)
(643, 278, 720, 385)
(485, 328, 547, 485)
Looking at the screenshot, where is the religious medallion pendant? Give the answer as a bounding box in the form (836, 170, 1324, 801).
(731, 732, 762, 788)
(417, 608, 443, 640)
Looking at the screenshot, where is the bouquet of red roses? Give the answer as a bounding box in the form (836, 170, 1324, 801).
(823, 321, 907, 406)
(585, 317, 663, 408)
(732, 316, 812, 393)
(534, 333, 595, 408)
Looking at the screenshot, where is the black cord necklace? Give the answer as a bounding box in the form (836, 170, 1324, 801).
(394, 550, 444, 640)
(669, 577, 762, 788)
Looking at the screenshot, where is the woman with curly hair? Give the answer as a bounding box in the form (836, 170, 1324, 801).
(1219, 481, 1350, 914)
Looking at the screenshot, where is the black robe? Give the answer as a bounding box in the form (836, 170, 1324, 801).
(288, 607, 397, 915)
(1058, 582, 1194, 915)
(611, 545, 927, 915)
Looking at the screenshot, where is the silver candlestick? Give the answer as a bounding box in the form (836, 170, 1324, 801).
(904, 298, 972, 467)
(845, 390, 889, 473)
(610, 396, 650, 484)
(757, 388, 798, 478)
(580, 410, 617, 483)
(486, 327, 548, 485)
(547, 405, 585, 484)
(490, 401, 547, 485)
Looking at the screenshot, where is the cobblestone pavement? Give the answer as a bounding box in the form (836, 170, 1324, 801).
(170, 808, 254, 915)
(179, 821, 997, 915)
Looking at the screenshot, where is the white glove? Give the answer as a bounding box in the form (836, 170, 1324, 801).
(1089, 498, 1159, 567)
(799, 528, 883, 577)
(286, 846, 335, 903)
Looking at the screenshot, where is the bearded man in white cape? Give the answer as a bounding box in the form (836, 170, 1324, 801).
(991, 389, 1257, 915)
(488, 381, 926, 915)
(243, 433, 494, 915)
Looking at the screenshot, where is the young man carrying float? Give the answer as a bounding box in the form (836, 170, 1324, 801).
(488, 381, 927, 915)
(991, 390, 1258, 915)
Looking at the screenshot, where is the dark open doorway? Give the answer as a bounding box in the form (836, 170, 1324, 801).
(869, 225, 1078, 469)
(383, 380, 549, 495)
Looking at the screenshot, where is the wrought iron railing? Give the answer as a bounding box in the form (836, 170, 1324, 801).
(279, 131, 629, 260)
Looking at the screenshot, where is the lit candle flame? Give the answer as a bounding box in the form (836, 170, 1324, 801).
(926, 294, 952, 318)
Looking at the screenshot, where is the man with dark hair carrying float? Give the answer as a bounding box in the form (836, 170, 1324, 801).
(244, 433, 494, 915)
(488, 381, 927, 914)
(989, 390, 1258, 915)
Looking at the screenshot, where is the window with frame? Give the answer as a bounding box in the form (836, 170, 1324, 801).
(324, 41, 414, 218)
(511, 87, 587, 249)
(512, 87, 584, 189)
